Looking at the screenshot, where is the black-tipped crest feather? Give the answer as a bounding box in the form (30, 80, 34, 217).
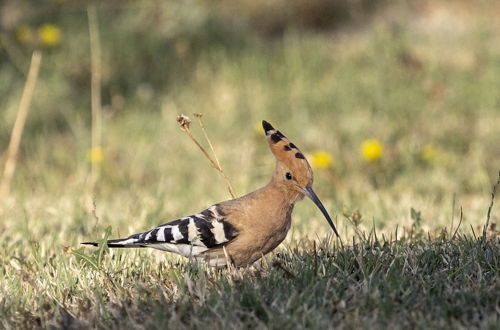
(262, 120, 275, 135)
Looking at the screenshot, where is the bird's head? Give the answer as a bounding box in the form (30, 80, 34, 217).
(262, 120, 339, 237)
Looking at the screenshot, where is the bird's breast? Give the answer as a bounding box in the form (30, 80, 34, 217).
(222, 204, 295, 266)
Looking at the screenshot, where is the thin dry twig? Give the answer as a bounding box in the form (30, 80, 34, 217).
(176, 114, 235, 198)
(482, 171, 500, 242)
(194, 113, 236, 198)
(177, 115, 215, 167)
(452, 206, 463, 240)
(0, 51, 42, 199)
(87, 4, 103, 193)
(450, 193, 456, 237)
(194, 113, 222, 169)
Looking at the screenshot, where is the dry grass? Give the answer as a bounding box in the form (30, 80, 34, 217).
(0, 51, 41, 200)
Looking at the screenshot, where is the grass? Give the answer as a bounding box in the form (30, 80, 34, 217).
(1, 1, 500, 328)
(2, 232, 499, 328)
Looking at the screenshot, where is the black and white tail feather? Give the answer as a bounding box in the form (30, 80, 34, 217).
(82, 204, 238, 259)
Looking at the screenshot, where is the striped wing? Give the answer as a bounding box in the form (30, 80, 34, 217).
(103, 204, 238, 254)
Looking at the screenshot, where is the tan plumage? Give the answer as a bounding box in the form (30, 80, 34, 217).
(82, 121, 339, 267)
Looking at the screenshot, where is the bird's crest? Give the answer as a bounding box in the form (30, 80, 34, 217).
(262, 120, 313, 185)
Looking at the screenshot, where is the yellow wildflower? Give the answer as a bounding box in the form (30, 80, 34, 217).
(420, 144, 438, 162)
(342, 206, 350, 217)
(87, 147, 104, 163)
(16, 25, 33, 44)
(255, 122, 265, 136)
(361, 139, 383, 161)
(38, 24, 61, 46)
(310, 150, 334, 169)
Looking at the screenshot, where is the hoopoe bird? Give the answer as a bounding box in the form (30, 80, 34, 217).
(83, 121, 339, 267)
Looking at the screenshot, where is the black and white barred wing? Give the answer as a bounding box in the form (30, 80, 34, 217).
(83, 204, 238, 257)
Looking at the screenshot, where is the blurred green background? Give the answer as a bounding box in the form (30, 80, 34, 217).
(1, 0, 499, 239)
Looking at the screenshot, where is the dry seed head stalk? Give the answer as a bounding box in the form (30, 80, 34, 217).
(176, 113, 235, 198)
(177, 114, 192, 131)
(86, 4, 103, 195)
(0, 51, 42, 200)
(482, 171, 500, 242)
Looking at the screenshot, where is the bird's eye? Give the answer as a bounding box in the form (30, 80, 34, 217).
(285, 172, 293, 180)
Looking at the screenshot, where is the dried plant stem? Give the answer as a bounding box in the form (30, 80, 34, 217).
(194, 114, 223, 170)
(87, 5, 103, 193)
(0, 51, 42, 199)
(452, 206, 463, 240)
(177, 114, 235, 198)
(194, 114, 236, 198)
(482, 171, 500, 242)
(184, 128, 236, 198)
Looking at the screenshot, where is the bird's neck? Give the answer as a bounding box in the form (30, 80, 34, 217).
(265, 177, 302, 206)
(232, 172, 302, 213)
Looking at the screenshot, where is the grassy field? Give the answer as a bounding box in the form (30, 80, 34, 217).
(1, 1, 499, 328)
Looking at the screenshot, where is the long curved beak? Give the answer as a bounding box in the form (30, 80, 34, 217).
(299, 184, 340, 237)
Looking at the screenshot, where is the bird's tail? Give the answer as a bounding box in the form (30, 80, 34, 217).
(81, 235, 146, 248)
